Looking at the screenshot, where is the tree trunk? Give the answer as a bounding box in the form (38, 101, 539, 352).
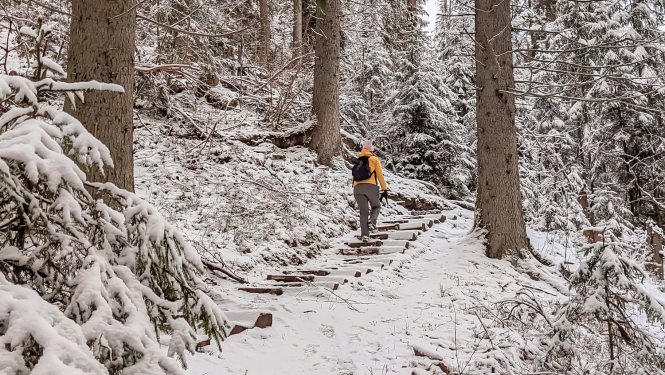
(407, 0, 417, 12)
(647, 224, 664, 280)
(65, 0, 136, 192)
(259, 0, 271, 67)
(473, 0, 529, 259)
(310, 0, 341, 165)
(293, 0, 303, 57)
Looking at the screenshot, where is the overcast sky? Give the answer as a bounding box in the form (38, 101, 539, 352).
(424, 0, 438, 32)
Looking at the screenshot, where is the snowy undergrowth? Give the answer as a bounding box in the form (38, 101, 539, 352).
(132, 103, 448, 272)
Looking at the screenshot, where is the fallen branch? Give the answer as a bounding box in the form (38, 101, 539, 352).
(202, 259, 247, 284)
(135, 63, 199, 74)
(172, 106, 207, 138)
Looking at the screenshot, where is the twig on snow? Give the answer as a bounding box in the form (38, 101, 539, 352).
(202, 259, 247, 284)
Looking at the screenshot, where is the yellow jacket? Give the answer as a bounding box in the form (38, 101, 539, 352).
(353, 149, 387, 190)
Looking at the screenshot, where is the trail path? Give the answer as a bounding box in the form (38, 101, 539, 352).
(187, 207, 565, 375)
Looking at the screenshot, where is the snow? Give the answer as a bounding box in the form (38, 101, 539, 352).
(39, 56, 65, 75)
(179, 208, 572, 374)
(0, 274, 108, 375)
(19, 26, 37, 38)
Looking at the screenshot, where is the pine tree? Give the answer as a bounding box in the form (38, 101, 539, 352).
(381, 0, 473, 192)
(474, 0, 530, 259)
(547, 230, 665, 373)
(517, 0, 665, 243)
(0, 33, 228, 375)
(65, 0, 137, 192)
(310, 0, 342, 165)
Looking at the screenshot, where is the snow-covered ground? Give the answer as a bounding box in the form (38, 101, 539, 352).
(177, 207, 571, 375)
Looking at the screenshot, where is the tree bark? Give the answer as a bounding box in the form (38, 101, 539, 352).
(407, 0, 417, 12)
(647, 224, 664, 280)
(65, 0, 136, 192)
(473, 0, 529, 258)
(259, 0, 271, 67)
(310, 0, 341, 165)
(293, 0, 303, 57)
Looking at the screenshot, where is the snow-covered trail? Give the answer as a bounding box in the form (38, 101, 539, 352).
(186, 208, 565, 375)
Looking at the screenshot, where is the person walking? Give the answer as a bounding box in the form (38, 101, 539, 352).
(352, 140, 388, 242)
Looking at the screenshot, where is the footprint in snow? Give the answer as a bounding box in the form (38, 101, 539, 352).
(381, 290, 401, 299)
(319, 324, 336, 338)
(304, 344, 319, 357)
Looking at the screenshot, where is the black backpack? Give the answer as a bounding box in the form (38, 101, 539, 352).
(352, 156, 375, 182)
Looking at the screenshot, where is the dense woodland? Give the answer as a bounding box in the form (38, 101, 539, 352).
(1, 0, 665, 374)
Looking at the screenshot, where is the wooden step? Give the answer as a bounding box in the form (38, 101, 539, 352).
(328, 269, 363, 278)
(378, 246, 407, 254)
(339, 247, 380, 256)
(380, 220, 409, 224)
(411, 210, 442, 216)
(415, 219, 434, 228)
(424, 214, 446, 223)
(326, 265, 381, 274)
(238, 287, 283, 295)
(340, 246, 405, 256)
(342, 258, 393, 267)
(267, 275, 316, 282)
(275, 282, 340, 290)
(282, 270, 330, 276)
(355, 233, 389, 240)
(388, 231, 419, 241)
(403, 216, 425, 220)
(226, 311, 273, 335)
(344, 240, 383, 248)
(396, 222, 427, 231)
(377, 224, 397, 232)
(382, 240, 410, 249)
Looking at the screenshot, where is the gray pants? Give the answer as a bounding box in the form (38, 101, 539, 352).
(354, 184, 381, 236)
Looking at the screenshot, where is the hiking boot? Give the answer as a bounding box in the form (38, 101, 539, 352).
(361, 235, 370, 243)
(368, 222, 377, 234)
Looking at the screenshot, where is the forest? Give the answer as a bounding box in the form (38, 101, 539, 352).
(0, 0, 664, 374)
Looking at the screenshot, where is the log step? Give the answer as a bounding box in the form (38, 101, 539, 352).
(266, 274, 315, 282)
(339, 246, 405, 256)
(411, 210, 442, 216)
(238, 287, 283, 295)
(403, 216, 425, 220)
(226, 311, 273, 335)
(273, 282, 340, 290)
(339, 247, 379, 256)
(396, 222, 427, 231)
(388, 231, 419, 241)
(354, 233, 389, 240)
(326, 265, 382, 274)
(382, 240, 410, 248)
(326, 269, 363, 278)
(378, 224, 397, 232)
(413, 219, 434, 228)
(282, 270, 331, 276)
(380, 220, 409, 224)
(344, 240, 383, 248)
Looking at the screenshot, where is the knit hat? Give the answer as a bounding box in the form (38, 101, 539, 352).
(361, 139, 374, 152)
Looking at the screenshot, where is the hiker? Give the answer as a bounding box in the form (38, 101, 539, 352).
(352, 140, 388, 242)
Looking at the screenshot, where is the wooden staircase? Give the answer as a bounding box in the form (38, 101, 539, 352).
(223, 211, 450, 339)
